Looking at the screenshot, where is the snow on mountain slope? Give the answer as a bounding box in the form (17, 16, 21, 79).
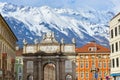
(0, 2, 115, 47)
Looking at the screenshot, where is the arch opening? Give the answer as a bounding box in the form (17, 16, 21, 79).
(44, 63, 56, 80)
(27, 74, 33, 80)
(66, 74, 72, 80)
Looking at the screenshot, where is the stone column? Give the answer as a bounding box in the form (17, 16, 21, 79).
(33, 59, 38, 80)
(23, 59, 27, 80)
(61, 59, 65, 80)
(38, 59, 42, 80)
(56, 59, 60, 80)
(72, 60, 76, 80)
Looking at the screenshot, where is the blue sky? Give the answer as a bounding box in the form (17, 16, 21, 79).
(0, 0, 120, 13)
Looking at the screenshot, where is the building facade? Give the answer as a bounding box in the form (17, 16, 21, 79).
(110, 12, 120, 80)
(76, 41, 110, 80)
(15, 48, 23, 80)
(0, 14, 18, 80)
(22, 32, 77, 80)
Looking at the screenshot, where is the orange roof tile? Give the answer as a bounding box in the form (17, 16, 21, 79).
(76, 41, 110, 53)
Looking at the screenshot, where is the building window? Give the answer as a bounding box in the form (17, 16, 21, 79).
(112, 59, 115, 68)
(98, 62, 102, 68)
(111, 29, 113, 38)
(86, 72, 89, 78)
(99, 71, 102, 78)
(18, 66, 22, 73)
(18, 76, 22, 80)
(98, 55, 101, 58)
(86, 62, 88, 68)
(80, 62, 84, 68)
(116, 58, 119, 67)
(119, 26, 120, 35)
(81, 72, 84, 78)
(111, 44, 114, 53)
(104, 62, 106, 68)
(115, 27, 117, 36)
(109, 61, 111, 68)
(88, 47, 97, 52)
(116, 42, 118, 52)
(119, 41, 120, 51)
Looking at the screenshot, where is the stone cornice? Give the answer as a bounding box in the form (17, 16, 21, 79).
(0, 14, 18, 41)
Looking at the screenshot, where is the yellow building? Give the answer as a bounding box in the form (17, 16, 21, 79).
(0, 14, 18, 80)
(76, 41, 111, 80)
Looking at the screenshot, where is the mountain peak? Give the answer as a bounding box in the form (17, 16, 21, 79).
(0, 2, 115, 48)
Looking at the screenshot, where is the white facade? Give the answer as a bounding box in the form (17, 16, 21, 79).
(23, 32, 75, 54)
(110, 12, 120, 80)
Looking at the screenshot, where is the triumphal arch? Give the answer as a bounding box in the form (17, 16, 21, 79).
(22, 32, 77, 80)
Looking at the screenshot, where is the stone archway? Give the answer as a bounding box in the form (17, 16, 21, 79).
(22, 32, 76, 80)
(44, 63, 56, 80)
(66, 74, 72, 80)
(27, 74, 33, 80)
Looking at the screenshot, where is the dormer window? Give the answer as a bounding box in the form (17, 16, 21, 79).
(88, 47, 97, 52)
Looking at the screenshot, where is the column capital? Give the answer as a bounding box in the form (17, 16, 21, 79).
(61, 59, 65, 62)
(56, 59, 60, 62)
(36, 58, 42, 62)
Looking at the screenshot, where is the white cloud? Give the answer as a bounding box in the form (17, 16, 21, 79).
(110, 0, 120, 14)
(0, 0, 118, 12)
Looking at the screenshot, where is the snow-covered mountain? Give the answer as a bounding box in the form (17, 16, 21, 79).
(0, 2, 115, 48)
